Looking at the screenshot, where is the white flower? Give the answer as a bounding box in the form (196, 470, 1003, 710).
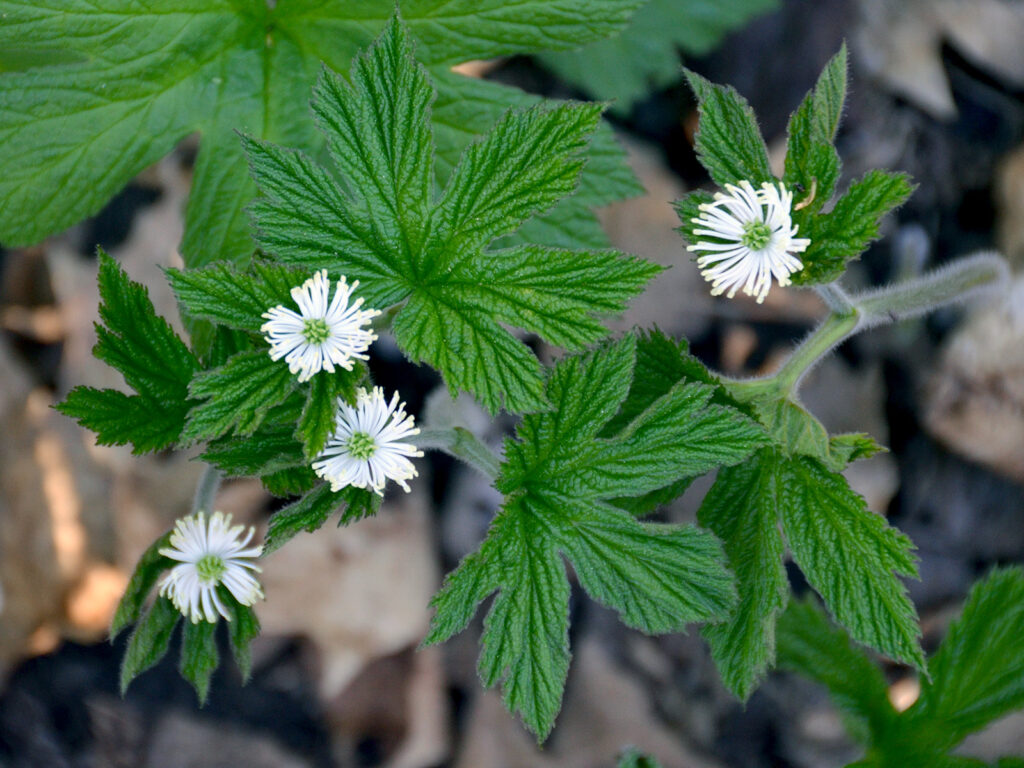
(158, 511, 264, 624)
(687, 180, 810, 303)
(312, 387, 424, 496)
(261, 270, 380, 382)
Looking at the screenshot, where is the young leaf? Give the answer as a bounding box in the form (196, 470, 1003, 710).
(537, 0, 777, 113)
(698, 449, 788, 700)
(780, 456, 924, 672)
(180, 620, 219, 705)
(913, 567, 1024, 743)
(111, 532, 173, 638)
(0, 1, 641, 265)
(263, 483, 380, 555)
(777, 597, 896, 742)
(784, 45, 848, 213)
(261, 466, 319, 498)
(794, 169, 914, 285)
(683, 70, 774, 188)
(202, 421, 308, 478)
(247, 19, 660, 414)
(120, 597, 180, 695)
(55, 251, 197, 453)
(426, 336, 764, 738)
(183, 350, 295, 443)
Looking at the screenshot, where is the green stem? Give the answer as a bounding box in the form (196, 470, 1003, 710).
(191, 465, 223, 516)
(773, 308, 859, 395)
(416, 426, 501, 480)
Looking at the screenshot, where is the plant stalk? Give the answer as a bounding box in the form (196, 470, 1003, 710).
(191, 465, 223, 515)
(416, 426, 501, 480)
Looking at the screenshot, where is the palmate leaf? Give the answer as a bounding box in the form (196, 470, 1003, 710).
(0, 0, 643, 264)
(538, 0, 777, 113)
(56, 251, 198, 453)
(425, 335, 765, 739)
(778, 569, 1024, 767)
(246, 19, 660, 414)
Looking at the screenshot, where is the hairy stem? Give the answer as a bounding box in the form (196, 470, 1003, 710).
(191, 465, 223, 516)
(417, 426, 501, 480)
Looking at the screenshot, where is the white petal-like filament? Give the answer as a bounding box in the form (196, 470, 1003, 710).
(158, 511, 264, 624)
(687, 180, 811, 303)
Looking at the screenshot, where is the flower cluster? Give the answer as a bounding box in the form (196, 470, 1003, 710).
(159, 511, 263, 623)
(687, 180, 810, 303)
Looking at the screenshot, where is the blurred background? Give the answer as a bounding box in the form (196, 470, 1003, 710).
(1, 0, 1023, 765)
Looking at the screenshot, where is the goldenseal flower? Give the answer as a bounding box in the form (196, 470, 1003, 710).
(687, 180, 810, 303)
(312, 387, 423, 496)
(261, 270, 380, 382)
(158, 511, 264, 624)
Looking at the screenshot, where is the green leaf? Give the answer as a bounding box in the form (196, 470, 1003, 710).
(225, 601, 261, 682)
(111, 532, 173, 638)
(698, 449, 788, 700)
(297, 374, 339, 459)
(55, 251, 197, 453)
(120, 597, 180, 695)
(784, 45, 847, 213)
(538, 0, 777, 113)
(202, 421, 307, 478)
(183, 350, 295, 443)
(264, 483, 380, 555)
(618, 748, 664, 768)
(0, 1, 642, 265)
(261, 466, 319, 498)
(829, 433, 888, 466)
(780, 456, 924, 671)
(777, 596, 897, 742)
(794, 170, 914, 285)
(180, 620, 219, 705)
(683, 70, 774, 188)
(914, 567, 1024, 743)
(426, 336, 763, 739)
(248, 19, 658, 413)
(167, 260, 304, 334)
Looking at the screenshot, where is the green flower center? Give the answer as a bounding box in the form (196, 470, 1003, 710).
(347, 431, 377, 460)
(741, 220, 773, 250)
(196, 554, 226, 583)
(303, 317, 331, 344)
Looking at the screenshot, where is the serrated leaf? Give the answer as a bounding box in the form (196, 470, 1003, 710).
(777, 596, 896, 742)
(57, 387, 190, 455)
(427, 336, 763, 739)
(794, 170, 914, 285)
(167, 260, 304, 333)
(120, 597, 179, 695)
(780, 456, 924, 671)
(1, 1, 641, 265)
(180, 619, 219, 705)
(260, 466, 318, 498)
(538, 0, 777, 113)
(913, 567, 1024, 743)
(699, 449, 788, 701)
(297, 374, 338, 459)
(225, 601, 261, 682)
(111, 532, 173, 638)
(829, 433, 887, 466)
(202, 421, 307, 478)
(183, 349, 295, 443)
(264, 483, 380, 555)
(784, 45, 847, 214)
(684, 70, 774, 189)
(248, 19, 658, 414)
(55, 251, 197, 453)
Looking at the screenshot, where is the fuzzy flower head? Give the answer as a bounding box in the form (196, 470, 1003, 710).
(312, 387, 424, 496)
(261, 270, 381, 382)
(158, 511, 264, 624)
(687, 180, 810, 303)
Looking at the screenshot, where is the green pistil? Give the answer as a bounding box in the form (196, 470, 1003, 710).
(303, 317, 331, 344)
(196, 554, 226, 583)
(347, 431, 377, 460)
(741, 220, 772, 250)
